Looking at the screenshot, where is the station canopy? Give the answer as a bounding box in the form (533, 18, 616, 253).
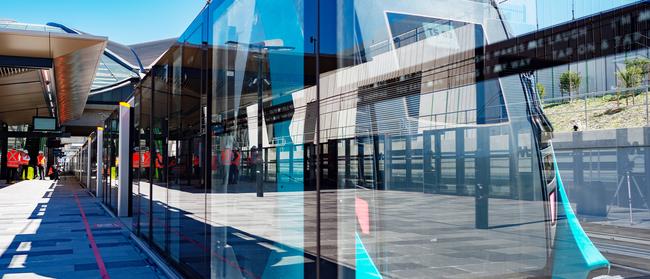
(0, 20, 107, 126)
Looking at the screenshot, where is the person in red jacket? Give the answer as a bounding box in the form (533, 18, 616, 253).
(37, 151, 46, 180)
(6, 148, 20, 183)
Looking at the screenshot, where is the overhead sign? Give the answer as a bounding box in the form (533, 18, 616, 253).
(33, 117, 57, 131)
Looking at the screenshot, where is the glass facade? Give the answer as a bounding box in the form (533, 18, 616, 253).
(103, 111, 121, 212)
(77, 141, 88, 187)
(89, 134, 98, 195)
(113, 0, 650, 278)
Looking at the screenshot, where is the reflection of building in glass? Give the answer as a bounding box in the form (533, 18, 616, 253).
(66, 0, 650, 278)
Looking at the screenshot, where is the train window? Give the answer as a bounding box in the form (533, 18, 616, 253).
(543, 152, 556, 187)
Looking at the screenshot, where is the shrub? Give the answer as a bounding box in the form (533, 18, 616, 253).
(536, 82, 546, 102)
(560, 71, 581, 101)
(617, 64, 644, 106)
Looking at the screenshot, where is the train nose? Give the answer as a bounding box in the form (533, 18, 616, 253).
(552, 163, 609, 278)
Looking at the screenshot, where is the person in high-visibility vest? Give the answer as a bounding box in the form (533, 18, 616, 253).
(21, 150, 31, 180)
(37, 151, 46, 180)
(16, 149, 24, 180)
(142, 150, 151, 180)
(132, 150, 141, 169)
(132, 148, 142, 180)
(192, 153, 200, 179)
(6, 148, 20, 183)
(232, 148, 241, 184)
(143, 150, 151, 168)
(221, 147, 233, 184)
(155, 150, 164, 181)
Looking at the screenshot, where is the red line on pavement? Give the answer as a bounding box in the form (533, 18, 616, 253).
(74, 192, 111, 279)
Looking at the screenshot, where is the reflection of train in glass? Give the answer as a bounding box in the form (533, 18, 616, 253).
(70, 0, 610, 278)
(287, 4, 607, 278)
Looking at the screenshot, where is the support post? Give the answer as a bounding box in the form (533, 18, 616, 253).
(1, 123, 7, 180)
(256, 51, 264, 198)
(118, 102, 132, 217)
(87, 137, 92, 188)
(96, 127, 104, 199)
(584, 96, 588, 130)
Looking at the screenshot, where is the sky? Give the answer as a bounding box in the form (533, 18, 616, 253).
(0, 0, 639, 45)
(0, 0, 206, 45)
(499, 0, 638, 35)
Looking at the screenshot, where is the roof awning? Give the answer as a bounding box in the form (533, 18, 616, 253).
(0, 28, 106, 125)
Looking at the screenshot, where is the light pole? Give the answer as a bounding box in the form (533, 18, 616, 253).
(225, 40, 294, 197)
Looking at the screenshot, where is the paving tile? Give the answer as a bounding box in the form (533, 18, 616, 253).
(0, 178, 163, 278)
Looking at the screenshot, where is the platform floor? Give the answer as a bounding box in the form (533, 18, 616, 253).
(0, 178, 163, 279)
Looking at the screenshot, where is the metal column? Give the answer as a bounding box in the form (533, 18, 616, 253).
(118, 102, 131, 217)
(1, 123, 7, 180)
(87, 137, 92, 188)
(96, 127, 104, 199)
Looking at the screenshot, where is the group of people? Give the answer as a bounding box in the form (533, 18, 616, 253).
(5, 148, 49, 183)
(132, 148, 165, 180)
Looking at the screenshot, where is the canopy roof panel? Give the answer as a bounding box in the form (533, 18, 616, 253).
(0, 26, 107, 125)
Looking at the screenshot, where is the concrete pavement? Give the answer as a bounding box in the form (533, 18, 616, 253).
(0, 177, 164, 279)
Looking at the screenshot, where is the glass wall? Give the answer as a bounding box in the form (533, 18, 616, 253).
(79, 142, 88, 187)
(138, 75, 153, 244)
(207, 1, 318, 277)
(89, 133, 98, 195)
(103, 111, 120, 213)
(127, 0, 650, 278)
(132, 84, 142, 234)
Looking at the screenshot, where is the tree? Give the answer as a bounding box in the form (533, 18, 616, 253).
(536, 82, 546, 103)
(624, 57, 650, 75)
(560, 71, 582, 101)
(623, 58, 650, 105)
(617, 64, 644, 106)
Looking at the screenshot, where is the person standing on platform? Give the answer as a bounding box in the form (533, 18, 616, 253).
(248, 146, 259, 182)
(142, 149, 151, 180)
(192, 153, 200, 179)
(20, 149, 30, 180)
(6, 148, 20, 183)
(16, 149, 24, 180)
(49, 164, 59, 181)
(155, 149, 164, 182)
(37, 151, 46, 180)
(132, 147, 141, 176)
(232, 148, 241, 184)
(221, 146, 233, 185)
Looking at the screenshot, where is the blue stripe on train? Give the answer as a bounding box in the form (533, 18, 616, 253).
(552, 158, 609, 278)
